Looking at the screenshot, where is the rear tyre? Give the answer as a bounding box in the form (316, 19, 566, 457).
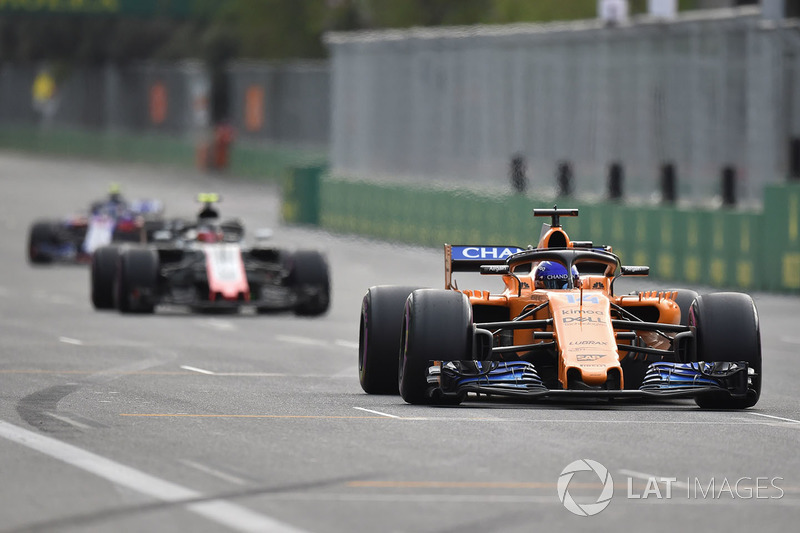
(91, 245, 119, 309)
(288, 250, 330, 316)
(116, 248, 159, 314)
(399, 289, 473, 405)
(28, 221, 58, 264)
(664, 288, 699, 325)
(690, 292, 761, 409)
(359, 286, 424, 394)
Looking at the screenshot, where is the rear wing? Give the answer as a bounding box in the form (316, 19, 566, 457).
(444, 244, 523, 289)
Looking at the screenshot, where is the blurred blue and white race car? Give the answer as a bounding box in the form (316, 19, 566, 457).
(27, 185, 164, 264)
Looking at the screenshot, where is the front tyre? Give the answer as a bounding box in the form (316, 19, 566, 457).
(359, 285, 424, 394)
(690, 292, 761, 409)
(91, 245, 119, 309)
(399, 289, 473, 405)
(288, 250, 330, 316)
(664, 288, 700, 326)
(28, 221, 58, 264)
(116, 248, 159, 314)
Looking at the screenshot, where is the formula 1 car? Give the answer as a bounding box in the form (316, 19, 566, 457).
(359, 207, 761, 409)
(90, 194, 330, 316)
(28, 186, 164, 264)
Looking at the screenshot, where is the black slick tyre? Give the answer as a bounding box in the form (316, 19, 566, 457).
(28, 221, 58, 264)
(359, 285, 424, 394)
(116, 248, 159, 314)
(288, 250, 330, 316)
(91, 245, 119, 309)
(690, 292, 761, 409)
(664, 288, 700, 326)
(399, 289, 472, 405)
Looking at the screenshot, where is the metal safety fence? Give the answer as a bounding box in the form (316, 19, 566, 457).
(227, 61, 329, 148)
(325, 7, 800, 207)
(0, 62, 210, 136)
(0, 60, 330, 147)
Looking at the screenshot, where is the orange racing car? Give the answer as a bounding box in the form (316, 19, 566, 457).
(358, 207, 761, 409)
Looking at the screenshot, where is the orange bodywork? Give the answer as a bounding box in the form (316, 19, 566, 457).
(447, 218, 681, 390)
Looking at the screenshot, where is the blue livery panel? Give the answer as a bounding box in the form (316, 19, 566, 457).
(451, 246, 523, 262)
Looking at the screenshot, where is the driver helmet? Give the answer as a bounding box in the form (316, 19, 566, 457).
(534, 261, 580, 290)
(198, 204, 219, 220)
(108, 183, 124, 205)
(196, 225, 223, 243)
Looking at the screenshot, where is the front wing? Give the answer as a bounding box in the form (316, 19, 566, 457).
(428, 360, 754, 401)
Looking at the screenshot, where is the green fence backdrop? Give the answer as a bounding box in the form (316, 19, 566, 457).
(283, 170, 800, 294)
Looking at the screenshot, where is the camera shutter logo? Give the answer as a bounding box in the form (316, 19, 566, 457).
(557, 459, 614, 516)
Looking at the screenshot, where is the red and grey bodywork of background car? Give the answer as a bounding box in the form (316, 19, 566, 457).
(91, 242, 330, 316)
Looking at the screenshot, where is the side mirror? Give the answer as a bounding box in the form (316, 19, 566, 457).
(480, 265, 510, 275)
(152, 230, 173, 242)
(620, 265, 650, 276)
(254, 228, 274, 242)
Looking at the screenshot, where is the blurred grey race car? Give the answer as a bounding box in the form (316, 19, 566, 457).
(28, 186, 164, 264)
(90, 194, 330, 316)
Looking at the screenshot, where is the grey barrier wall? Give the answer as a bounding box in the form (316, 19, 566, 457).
(0, 60, 330, 146)
(227, 61, 330, 148)
(325, 7, 800, 206)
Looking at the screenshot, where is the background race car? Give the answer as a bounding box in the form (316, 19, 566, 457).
(28, 185, 164, 264)
(91, 194, 330, 316)
(359, 207, 761, 410)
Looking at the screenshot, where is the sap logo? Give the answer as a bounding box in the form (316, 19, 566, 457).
(562, 317, 606, 325)
(452, 247, 523, 260)
(565, 294, 601, 304)
(576, 354, 605, 362)
(561, 309, 602, 315)
(569, 340, 607, 346)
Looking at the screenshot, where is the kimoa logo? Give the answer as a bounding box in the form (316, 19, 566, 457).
(557, 459, 614, 516)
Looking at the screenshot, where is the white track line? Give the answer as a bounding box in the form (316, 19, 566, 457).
(203, 319, 236, 331)
(180, 459, 249, 486)
(748, 412, 800, 424)
(58, 337, 84, 346)
(352, 407, 403, 419)
(0, 420, 305, 533)
(276, 335, 327, 347)
(44, 412, 92, 430)
(213, 372, 287, 377)
(334, 340, 359, 350)
(619, 469, 690, 490)
(277, 335, 357, 351)
(180, 365, 216, 375)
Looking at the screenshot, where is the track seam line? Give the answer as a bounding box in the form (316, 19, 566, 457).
(748, 412, 800, 424)
(352, 407, 402, 419)
(180, 365, 216, 375)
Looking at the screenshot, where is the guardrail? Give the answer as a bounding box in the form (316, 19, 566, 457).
(283, 167, 800, 293)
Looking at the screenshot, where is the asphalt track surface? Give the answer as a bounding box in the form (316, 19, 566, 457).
(1, 151, 799, 533)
